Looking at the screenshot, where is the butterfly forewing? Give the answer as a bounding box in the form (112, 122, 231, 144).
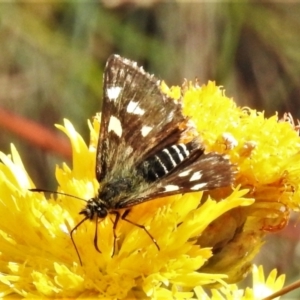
(96, 55, 196, 183)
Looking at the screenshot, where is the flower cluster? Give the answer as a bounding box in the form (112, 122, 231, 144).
(0, 81, 299, 298)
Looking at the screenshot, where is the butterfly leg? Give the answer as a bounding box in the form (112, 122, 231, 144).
(93, 214, 102, 254)
(70, 216, 89, 266)
(110, 211, 121, 257)
(121, 209, 160, 251)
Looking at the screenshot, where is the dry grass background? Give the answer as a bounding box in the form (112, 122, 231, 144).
(1, 2, 300, 298)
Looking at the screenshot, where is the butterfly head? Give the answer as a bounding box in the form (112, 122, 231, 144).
(79, 198, 108, 220)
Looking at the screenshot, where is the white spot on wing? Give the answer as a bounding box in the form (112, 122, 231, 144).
(191, 183, 207, 190)
(127, 100, 145, 115)
(141, 125, 152, 137)
(189, 171, 203, 182)
(108, 116, 122, 137)
(107, 86, 122, 101)
(179, 170, 191, 177)
(164, 185, 179, 192)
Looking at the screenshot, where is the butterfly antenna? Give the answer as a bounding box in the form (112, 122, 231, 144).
(29, 188, 87, 202)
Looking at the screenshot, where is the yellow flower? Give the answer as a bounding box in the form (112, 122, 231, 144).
(0, 80, 299, 298)
(194, 265, 285, 299)
(165, 81, 299, 285)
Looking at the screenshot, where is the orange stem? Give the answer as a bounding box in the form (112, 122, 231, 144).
(0, 107, 71, 159)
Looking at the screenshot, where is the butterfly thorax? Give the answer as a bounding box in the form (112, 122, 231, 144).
(98, 177, 139, 206)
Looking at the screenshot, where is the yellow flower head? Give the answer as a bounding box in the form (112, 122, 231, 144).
(0, 80, 298, 298)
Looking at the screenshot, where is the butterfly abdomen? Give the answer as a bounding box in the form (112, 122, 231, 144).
(138, 142, 199, 182)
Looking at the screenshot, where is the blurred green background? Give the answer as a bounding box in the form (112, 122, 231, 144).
(1, 2, 300, 298)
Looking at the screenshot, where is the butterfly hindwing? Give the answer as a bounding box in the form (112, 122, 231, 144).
(115, 152, 234, 209)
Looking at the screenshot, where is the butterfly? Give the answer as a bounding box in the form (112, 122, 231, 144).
(31, 55, 235, 265)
